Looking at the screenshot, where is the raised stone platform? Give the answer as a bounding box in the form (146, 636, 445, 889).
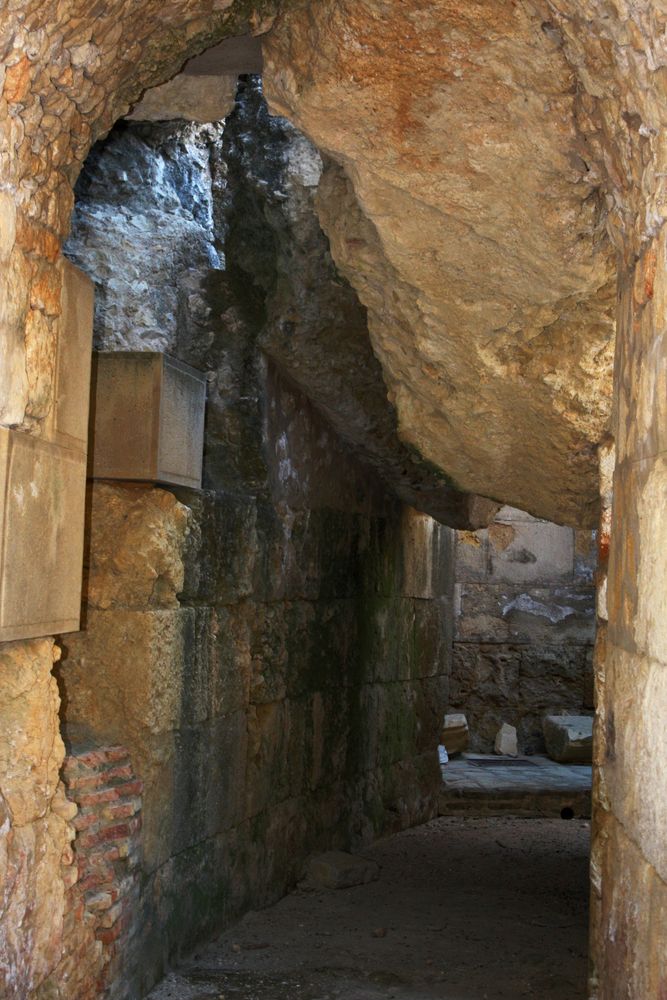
(439, 754, 591, 819)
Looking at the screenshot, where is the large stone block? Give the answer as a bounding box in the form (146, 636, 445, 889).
(84, 482, 189, 611)
(89, 352, 206, 489)
(60, 608, 196, 741)
(602, 643, 667, 884)
(591, 810, 667, 1000)
(400, 507, 455, 599)
(543, 714, 593, 763)
(0, 430, 87, 641)
(440, 713, 469, 754)
(303, 851, 379, 889)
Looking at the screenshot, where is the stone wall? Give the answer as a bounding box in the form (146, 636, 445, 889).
(53, 89, 455, 997)
(39, 746, 143, 999)
(0, 640, 81, 998)
(589, 228, 667, 998)
(57, 389, 453, 996)
(450, 506, 596, 753)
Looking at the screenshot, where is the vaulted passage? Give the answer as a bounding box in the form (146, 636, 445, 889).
(0, 4, 666, 999)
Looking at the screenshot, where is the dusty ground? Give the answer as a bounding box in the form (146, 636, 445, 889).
(149, 817, 590, 1000)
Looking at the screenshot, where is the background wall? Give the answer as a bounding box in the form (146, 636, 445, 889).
(451, 506, 596, 753)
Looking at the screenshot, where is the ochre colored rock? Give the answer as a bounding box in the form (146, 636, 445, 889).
(84, 483, 190, 611)
(263, 0, 618, 526)
(0, 639, 74, 998)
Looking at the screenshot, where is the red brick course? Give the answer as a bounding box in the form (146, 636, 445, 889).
(45, 745, 144, 999)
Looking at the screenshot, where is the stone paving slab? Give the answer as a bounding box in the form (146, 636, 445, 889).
(439, 754, 591, 818)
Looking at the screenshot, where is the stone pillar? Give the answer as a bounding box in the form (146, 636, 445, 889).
(589, 231, 667, 997)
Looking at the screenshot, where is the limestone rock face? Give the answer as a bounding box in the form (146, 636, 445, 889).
(220, 77, 497, 528)
(84, 483, 190, 611)
(263, 0, 617, 526)
(0, 639, 73, 998)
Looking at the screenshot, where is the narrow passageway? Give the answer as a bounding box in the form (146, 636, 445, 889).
(150, 816, 590, 1000)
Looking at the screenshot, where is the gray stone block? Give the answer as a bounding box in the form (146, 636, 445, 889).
(543, 714, 593, 763)
(494, 723, 518, 757)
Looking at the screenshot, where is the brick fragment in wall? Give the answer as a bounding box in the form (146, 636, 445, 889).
(38, 745, 144, 999)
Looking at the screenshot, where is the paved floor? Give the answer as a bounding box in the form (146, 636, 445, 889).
(439, 755, 592, 818)
(149, 816, 590, 1000)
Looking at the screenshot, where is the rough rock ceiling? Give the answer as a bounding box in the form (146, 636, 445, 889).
(263, 0, 618, 526)
(4, 0, 664, 527)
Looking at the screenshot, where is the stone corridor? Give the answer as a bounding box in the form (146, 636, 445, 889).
(1, 2, 666, 998)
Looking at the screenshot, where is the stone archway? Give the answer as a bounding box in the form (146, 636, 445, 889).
(1, 2, 666, 997)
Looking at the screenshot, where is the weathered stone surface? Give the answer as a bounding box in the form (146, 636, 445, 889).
(494, 724, 518, 758)
(591, 228, 667, 996)
(454, 584, 595, 646)
(1, 5, 665, 999)
(127, 73, 238, 123)
(440, 714, 469, 755)
(58, 368, 454, 996)
(543, 715, 593, 764)
(264, 0, 617, 526)
(0, 639, 65, 826)
(84, 483, 189, 611)
(0, 640, 73, 999)
(66, 120, 225, 355)
(303, 851, 379, 890)
(89, 352, 207, 489)
(450, 643, 594, 755)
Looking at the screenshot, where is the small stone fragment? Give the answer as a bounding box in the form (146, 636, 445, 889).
(494, 723, 518, 757)
(372, 927, 387, 938)
(543, 715, 593, 763)
(441, 713, 469, 755)
(304, 851, 379, 890)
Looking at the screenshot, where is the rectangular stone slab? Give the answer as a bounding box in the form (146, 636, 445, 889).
(89, 352, 206, 488)
(0, 429, 86, 641)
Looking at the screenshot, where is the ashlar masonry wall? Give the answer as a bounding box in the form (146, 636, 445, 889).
(56, 364, 454, 997)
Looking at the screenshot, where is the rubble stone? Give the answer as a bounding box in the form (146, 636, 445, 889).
(494, 724, 518, 758)
(304, 852, 380, 890)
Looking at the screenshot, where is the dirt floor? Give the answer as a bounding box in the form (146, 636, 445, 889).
(149, 816, 591, 1000)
